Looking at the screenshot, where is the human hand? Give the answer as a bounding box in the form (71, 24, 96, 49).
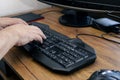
(2, 24, 46, 46)
(0, 17, 27, 29)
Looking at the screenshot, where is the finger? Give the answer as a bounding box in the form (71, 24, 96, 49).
(17, 20, 28, 25)
(34, 34, 43, 43)
(14, 18, 28, 25)
(30, 26, 46, 39)
(38, 29, 46, 39)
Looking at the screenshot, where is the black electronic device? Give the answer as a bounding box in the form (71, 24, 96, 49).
(88, 69, 120, 80)
(13, 13, 44, 22)
(38, 0, 120, 27)
(22, 22, 96, 73)
(92, 18, 120, 34)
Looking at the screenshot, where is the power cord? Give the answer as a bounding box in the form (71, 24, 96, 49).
(107, 13, 120, 20)
(76, 33, 120, 44)
(101, 33, 120, 44)
(106, 33, 120, 38)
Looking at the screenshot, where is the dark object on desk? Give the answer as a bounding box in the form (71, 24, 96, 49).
(88, 69, 120, 80)
(92, 18, 120, 34)
(38, 0, 120, 28)
(23, 22, 96, 73)
(59, 9, 93, 27)
(13, 13, 44, 22)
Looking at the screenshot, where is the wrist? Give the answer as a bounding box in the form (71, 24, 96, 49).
(0, 29, 19, 46)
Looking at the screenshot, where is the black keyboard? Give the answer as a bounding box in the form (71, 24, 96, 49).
(23, 22, 96, 73)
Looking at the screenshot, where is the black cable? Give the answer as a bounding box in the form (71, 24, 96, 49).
(107, 33, 120, 38)
(101, 34, 120, 44)
(76, 33, 120, 44)
(76, 33, 102, 39)
(107, 13, 120, 20)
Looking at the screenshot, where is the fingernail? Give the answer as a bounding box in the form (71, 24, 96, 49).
(41, 40, 43, 43)
(44, 36, 47, 39)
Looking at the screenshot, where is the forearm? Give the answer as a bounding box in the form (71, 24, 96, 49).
(0, 23, 46, 60)
(0, 30, 18, 60)
(0, 17, 27, 28)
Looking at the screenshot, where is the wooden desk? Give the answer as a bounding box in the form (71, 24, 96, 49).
(3, 7, 120, 80)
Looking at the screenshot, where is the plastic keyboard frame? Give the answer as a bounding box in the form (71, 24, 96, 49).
(22, 22, 96, 74)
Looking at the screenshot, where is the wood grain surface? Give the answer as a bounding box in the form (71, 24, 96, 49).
(4, 7, 120, 80)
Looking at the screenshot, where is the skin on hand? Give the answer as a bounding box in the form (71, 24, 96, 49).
(0, 17, 28, 29)
(2, 24, 46, 46)
(0, 17, 46, 60)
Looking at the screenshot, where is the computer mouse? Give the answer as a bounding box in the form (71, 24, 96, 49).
(88, 69, 120, 80)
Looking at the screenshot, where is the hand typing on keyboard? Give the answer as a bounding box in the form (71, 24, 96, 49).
(0, 18, 46, 60)
(14, 24, 46, 46)
(23, 22, 96, 73)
